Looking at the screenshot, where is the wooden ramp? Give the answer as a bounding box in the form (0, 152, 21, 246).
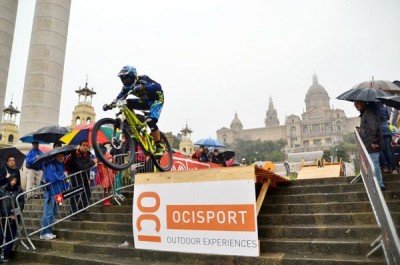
(297, 164, 341, 179)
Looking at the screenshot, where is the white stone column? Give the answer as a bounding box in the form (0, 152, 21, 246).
(0, 0, 19, 117)
(19, 0, 71, 136)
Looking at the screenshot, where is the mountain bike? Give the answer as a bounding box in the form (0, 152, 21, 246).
(91, 97, 173, 172)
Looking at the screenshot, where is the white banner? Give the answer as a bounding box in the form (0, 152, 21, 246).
(132, 175, 259, 256)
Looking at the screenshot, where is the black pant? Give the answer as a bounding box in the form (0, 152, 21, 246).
(0, 219, 16, 259)
(69, 171, 92, 214)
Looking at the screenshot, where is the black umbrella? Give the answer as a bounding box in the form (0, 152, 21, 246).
(0, 147, 26, 169)
(33, 125, 69, 143)
(31, 145, 76, 168)
(377, 96, 400, 110)
(221, 150, 235, 160)
(353, 79, 400, 95)
(336, 87, 391, 102)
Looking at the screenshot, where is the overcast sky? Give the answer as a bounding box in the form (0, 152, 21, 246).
(6, 0, 400, 141)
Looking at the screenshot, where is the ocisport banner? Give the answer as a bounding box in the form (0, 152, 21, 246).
(132, 177, 259, 256)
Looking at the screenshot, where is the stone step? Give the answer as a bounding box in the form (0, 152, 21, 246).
(288, 174, 398, 186)
(260, 238, 381, 256)
(26, 226, 133, 244)
(13, 248, 163, 265)
(269, 180, 400, 195)
(262, 200, 400, 214)
(11, 174, 399, 265)
(56, 220, 132, 232)
(258, 212, 400, 226)
(23, 203, 132, 214)
(265, 191, 400, 204)
(13, 241, 386, 265)
(22, 211, 132, 223)
(258, 224, 381, 239)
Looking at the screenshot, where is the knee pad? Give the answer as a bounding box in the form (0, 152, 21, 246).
(146, 118, 159, 132)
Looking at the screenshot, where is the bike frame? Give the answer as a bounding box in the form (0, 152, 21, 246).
(116, 100, 155, 155)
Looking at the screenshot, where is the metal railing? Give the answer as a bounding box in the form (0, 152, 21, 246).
(0, 196, 29, 256)
(10, 149, 155, 250)
(352, 128, 400, 264)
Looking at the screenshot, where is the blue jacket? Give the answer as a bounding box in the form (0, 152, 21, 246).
(26, 147, 44, 170)
(43, 159, 67, 196)
(117, 75, 163, 102)
(377, 104, 391, 136)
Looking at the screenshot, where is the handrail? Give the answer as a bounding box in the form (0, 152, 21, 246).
(353, 128, 400, 264)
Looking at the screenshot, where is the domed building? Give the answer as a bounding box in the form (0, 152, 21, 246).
(217, 75, 360, 153)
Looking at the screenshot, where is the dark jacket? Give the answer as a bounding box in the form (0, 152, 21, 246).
(117, 75, 163, 102)
(0, 179, 25, 218)
(70, 149, 95, 174)
(0, 166, 21, 187)
(359, 103, 383, 153)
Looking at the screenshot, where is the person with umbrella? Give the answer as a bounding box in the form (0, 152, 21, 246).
(0, 156, 22, 188)
(38, 150, 70, 240)
(354, 100, 386, 190)
(25, 141, 44, 198)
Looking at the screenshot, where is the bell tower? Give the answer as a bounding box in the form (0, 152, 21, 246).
(70, 80, 96, 129)
(0, 99, 20, 147)
(265, 96, 279, 127)
(179, 123, 194, 156)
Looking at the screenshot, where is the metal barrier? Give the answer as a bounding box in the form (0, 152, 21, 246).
(353, 128, 400, 264)
(0, 195, 29, 258)
(3, 149, 152, 251)
(15, 165, 124, 250)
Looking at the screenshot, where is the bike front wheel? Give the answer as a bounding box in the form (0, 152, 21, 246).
(150, 131, 173, 171)
(92, 118, 136, 171)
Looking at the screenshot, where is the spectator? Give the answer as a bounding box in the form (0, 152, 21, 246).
(40, 152, 68, 240)
(210, 149, 227, 167)
(200, 148, 209, 162)
(376, 104, 398, 174)
(69, 140, 96, 219)
(97, 147, 115, 206)
(240, 158, 246, 166)
(52, 141, 63, 149)
(0, 156, 21, 188)
(283, 161, 290, 176)
(192, 146, 204, 160)
(110, 135, 129, 198)
(0, 175, 25, 262)
(25, 141, 44, 198)
(354, 100, 385, 190)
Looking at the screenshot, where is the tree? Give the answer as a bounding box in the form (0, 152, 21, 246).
(230, 139, 287, 163)
(322, 132, 356, 162)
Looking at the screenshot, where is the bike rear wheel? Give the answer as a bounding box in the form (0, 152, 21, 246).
(92, 118, 136, 171)
(150, 131, 173, 171)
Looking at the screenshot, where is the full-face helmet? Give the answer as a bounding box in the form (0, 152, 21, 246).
(118, 65, 138, 86)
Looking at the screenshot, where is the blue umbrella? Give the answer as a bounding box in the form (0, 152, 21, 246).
(19, 133, 47, 144)
(194, 138, 225, 147)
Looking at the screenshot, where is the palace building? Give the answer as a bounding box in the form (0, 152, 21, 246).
(216, 75, 360, 153)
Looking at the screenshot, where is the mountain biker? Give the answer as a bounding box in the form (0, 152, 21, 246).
(103, 65, 164, 157)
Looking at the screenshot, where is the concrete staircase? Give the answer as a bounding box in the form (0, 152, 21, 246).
(10, 174, 400, 265)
